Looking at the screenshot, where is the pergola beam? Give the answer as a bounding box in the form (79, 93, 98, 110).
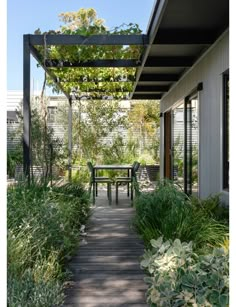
(45, 59, 140, 68)
(29, 34, 149, 46)
(61, 88, 132, 93)
(58, 75, 136, 82)
(44, 57, 194, 68)
(73, 94, 131, 100)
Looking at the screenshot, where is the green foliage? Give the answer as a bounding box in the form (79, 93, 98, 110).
(137, 151, 157, 165)
(98, 100, 160, 168)
(133, 180, 228, 252)
(191, 194, 229, 224)
(7, 182, 91, 306)
(7, 148, 23, 178)
(7, 121, 23, 178)
(57, 99, 128, 165)
(12, 101, 65, 182)
(30, 108, 64, 179)
(8, 268, 64, 307)
(77, 100, 127, 162)
(172, 135, 184, 180)
(34, 8, 143, 98)
(141, 237, 229, 307)
(128, 101, 160, 161)
(69, 167, 90, 185)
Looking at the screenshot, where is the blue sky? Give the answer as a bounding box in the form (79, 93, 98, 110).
(7, 0, 155, 91)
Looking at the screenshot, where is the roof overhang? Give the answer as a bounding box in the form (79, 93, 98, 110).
(131, 0, 229, 100)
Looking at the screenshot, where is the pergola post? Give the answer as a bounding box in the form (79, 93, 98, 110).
(68, 97, 72, 181)
(23, 34, 31, 182)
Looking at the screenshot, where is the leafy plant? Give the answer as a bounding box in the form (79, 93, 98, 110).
(141, 237, 229, 307)
(7, 182, 91, 306)
(128, 100, 160, 160)
(7, 148, 23, 178)
(137, 152, 157, 165)
(57, 98, 128, 167)
(8, 268, 64, 307)
(133, 180, 228, 252)
(11, 101, 65, 182)
(34, 8, 143, 98)
(191, 194, 229, 224)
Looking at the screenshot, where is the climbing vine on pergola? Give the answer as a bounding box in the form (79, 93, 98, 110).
(23, 8, 149, 181)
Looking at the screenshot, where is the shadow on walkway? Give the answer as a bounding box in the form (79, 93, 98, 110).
(63, 189, 148, 307)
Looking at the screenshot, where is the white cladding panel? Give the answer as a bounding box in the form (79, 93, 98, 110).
(160, 31, 229, 203)
(7, 91, 23, 111)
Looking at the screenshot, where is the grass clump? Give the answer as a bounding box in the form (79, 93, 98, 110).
(133, 180, 228, 253)
(7, 181, 91, 306)
(134, 181, 229, 306)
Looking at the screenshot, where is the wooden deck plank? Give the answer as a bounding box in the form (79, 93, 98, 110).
(64, 304, 147, 307)
(64, 279, 148, 289)
(63, 190, 147, 307)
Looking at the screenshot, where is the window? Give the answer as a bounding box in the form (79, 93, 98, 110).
(223, 72, 229, 190)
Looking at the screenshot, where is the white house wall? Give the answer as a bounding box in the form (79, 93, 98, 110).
(160, 30, 229, 204)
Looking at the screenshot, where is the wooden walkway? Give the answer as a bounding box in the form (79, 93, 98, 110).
(63, 189, 148, 307)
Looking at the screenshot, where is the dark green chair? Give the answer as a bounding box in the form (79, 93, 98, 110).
(87, 162, 113, 205)
(115, 161, 140, 204)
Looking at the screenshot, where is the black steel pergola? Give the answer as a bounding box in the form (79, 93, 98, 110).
(23, 33, 150, 180)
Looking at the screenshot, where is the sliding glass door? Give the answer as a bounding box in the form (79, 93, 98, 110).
(164, 94, 199, 195)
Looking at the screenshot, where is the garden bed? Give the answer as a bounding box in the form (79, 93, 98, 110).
(133, 180, 229, 306)
(7, 182, 91, 306)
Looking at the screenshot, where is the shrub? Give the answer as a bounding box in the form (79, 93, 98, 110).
(7, 149, 22, 178)
(7, 182, 91, 306)
(133, 180, 228, 252)
(141, 237, 229, 307)
(191, 194, 229, 224)
(8, 268, 64, 307)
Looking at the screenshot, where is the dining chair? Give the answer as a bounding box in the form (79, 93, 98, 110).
(87, 161, 113, 205)
(115, 161, 140, 204)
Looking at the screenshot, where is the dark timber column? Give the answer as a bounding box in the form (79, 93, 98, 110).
(23, 35, 31, 182)
(68, 97, 72, 181)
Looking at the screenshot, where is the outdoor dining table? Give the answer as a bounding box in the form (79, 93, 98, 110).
(93, 164, 134, 200)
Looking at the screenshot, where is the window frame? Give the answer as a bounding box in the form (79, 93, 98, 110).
(222, 71, 229, 190)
